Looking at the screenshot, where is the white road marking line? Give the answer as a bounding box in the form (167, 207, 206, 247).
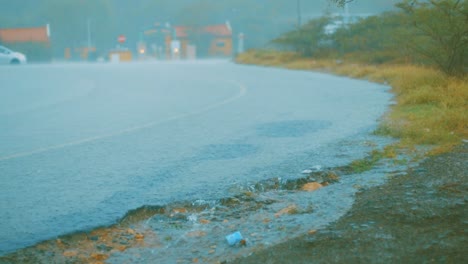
(0, 80, 248, 162)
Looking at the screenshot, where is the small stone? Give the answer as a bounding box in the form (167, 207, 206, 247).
(193, 258, 199, 263)
(117, 245, 127, 252)
(208, 249, 216, 254)
(199, 219, 211, 224)
(173, 208, 188, 214)
(301, 182, 323, 192)
(244, 191, 255, 197)
(308, 230, 318, 235)
(126, 228, 136, 235)
(91, 253, 109, 261)
(135, 233, 145, 240)
(63, 250, 78, 257)
(240, 239, 247, 246)
(275, 205, 298, 218)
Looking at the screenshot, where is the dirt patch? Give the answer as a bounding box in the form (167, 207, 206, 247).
(229, 143, 468, 263)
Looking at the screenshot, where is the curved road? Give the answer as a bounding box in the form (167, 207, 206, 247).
(0, 61, 391, 254)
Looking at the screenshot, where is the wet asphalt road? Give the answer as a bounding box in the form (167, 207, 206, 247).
(0, 61, 391, 255)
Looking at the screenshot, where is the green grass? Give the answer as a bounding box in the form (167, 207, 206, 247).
(236, 50, 468, 155)
(349, 146, 397, 173)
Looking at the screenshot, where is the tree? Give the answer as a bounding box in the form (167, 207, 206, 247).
(332, 12, 408, 63)
(329, 0, 354, 7)
(396, 0, 468, 76)
(272, 17, 332, 57)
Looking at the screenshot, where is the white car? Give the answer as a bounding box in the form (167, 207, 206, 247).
(0, 45, 27, 65)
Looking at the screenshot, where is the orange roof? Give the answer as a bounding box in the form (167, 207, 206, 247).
(174, 24, 232, 38)
(175, 26, 188, 38)
(0, 26, 50, 43)
(204, 24, 232, 37)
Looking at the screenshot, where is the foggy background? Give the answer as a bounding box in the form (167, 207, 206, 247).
(0, 0, 398, 58)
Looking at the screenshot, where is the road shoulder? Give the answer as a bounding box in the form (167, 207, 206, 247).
(231, 143, 467, 263)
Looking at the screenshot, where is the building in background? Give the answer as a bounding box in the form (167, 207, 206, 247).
(142, 22, 233, 60)
(0, 25, 52, 62)
(174, 22, 233, 59)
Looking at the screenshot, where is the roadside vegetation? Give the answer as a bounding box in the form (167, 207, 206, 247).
(237, 0, 467, 156)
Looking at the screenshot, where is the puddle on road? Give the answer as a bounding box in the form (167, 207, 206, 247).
(1, 155, 414, 264)
(256, 120, 332, 138)
(196, 144, 259, 160)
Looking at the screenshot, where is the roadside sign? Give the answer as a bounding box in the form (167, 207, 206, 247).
(118, 35, 126, 43)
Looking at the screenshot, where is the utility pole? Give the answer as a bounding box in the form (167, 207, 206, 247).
(344, 2, 350, 25)
(87, 18, 91, 48)
(297, 0, 302, 27)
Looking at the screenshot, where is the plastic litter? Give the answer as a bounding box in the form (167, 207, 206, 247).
(225, 231, 243, 246)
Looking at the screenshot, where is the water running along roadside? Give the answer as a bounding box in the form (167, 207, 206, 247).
(232, 143, 467, 264)
(1, 144, 416, 263)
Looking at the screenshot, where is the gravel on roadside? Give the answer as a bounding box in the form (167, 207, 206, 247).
(230, 143, 467, 264)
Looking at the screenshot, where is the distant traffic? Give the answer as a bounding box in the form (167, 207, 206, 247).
(0, 45, 27, 65)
